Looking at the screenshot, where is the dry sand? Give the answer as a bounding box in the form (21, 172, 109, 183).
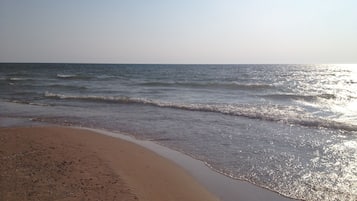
(0, 126, 219, 201)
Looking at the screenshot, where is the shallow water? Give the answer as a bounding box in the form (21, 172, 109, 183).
(1, 63, 357, 200)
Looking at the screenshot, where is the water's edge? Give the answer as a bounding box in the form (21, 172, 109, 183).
(0, 116, 296, 201)
(79, 126, 297, 201)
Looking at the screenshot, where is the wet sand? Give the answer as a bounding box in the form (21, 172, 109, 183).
(0, 126, 219, 201)
(87, 127, 297, 201)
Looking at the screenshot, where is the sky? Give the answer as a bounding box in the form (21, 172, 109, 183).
(0, 0, 356, 64)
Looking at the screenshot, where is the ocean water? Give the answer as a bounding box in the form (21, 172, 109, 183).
(1, 63, 356, 200)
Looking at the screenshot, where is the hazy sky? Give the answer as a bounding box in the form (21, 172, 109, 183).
(0, 0, 356, 64)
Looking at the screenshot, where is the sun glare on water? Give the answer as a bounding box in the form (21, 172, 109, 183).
(313, 64, 357, 125)
(335, 64, 357, 124)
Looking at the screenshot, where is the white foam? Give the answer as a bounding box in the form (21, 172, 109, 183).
(43, 92, 357, 132)
(56, 74, 76, 78)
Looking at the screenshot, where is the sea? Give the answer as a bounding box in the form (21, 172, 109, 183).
(0, 63, 356, 201)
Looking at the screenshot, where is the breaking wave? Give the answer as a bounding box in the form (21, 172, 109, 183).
(57, 74, 76, 78)
(44, 92, 357, 132)
(261, 93, 337, 101)
(7, 77, 32, 81)
(56, 74, 93, 80)
(139, 81, 273, 90)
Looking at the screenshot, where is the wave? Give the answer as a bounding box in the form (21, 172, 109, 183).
(47, 84, 87, 90)
(3, 82, 87, 90)
(44, 92, 147, 104)
(7, 77, 32, 81)
(261, 93, 337, 101)
(57, 74, 76, 78)
(44, 92, 357, 132)
(139, 81, 273, 90)
(56, 74, 93, 80)
(9, 99, 50, 106)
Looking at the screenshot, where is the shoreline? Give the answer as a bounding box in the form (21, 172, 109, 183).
(84, 127, 297, 201)
(0, 116, 298, 201)
(0, 126, 219, 201)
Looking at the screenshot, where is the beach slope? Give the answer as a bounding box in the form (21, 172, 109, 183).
(0, 127, 219, 201)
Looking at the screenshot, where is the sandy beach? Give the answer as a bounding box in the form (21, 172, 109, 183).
(0, 126, 219, 201)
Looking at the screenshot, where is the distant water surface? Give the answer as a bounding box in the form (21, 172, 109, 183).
(1, 63, 356, 201)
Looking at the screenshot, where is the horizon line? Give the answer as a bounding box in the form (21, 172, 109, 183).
(1, 62, 355, 65)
